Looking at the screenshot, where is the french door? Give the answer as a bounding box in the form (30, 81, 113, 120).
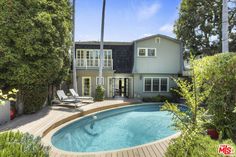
(82, 77, 91, 96)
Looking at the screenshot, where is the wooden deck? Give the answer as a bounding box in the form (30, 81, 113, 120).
(0, 99, 178, 157)
(47, 133, 178, 157)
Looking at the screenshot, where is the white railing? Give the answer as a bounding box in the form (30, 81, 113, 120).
(77, 59, 113, 69)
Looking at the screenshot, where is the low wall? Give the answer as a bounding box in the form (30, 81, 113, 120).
(0, 101, 10, 125)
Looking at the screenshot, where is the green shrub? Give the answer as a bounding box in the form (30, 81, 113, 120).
(22, 86, 48, 114)
(194, 53, 236, 139)
(95, 85, 105, 101)
(143, 95, 171, 102)
(166, 134, 236, 157)
(0, 131, 49, 157)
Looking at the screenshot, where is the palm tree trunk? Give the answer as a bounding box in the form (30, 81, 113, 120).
(72, 0, 78, 92)
(222, 0, 229, 53)
(99, 0, 106, 85)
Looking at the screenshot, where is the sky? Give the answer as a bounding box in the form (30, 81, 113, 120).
(75, 0, 181, 42)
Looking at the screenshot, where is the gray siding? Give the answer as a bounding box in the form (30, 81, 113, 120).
(133, 37, 182, 74)
(133, 74, 178, 98)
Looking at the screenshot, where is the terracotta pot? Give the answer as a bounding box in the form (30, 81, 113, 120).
(207, 129, 219, 140)
(10, 109, 16, 120)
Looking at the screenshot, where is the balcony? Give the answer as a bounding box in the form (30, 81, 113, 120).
(77, 59, 113, 69)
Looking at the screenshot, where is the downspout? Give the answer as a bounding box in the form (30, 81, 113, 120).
(180, 41, 184, 75)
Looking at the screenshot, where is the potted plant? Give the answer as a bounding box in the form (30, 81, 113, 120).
(95, 85, 105, 101)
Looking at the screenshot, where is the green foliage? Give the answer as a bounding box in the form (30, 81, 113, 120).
(163, 53, 236, 156)
(169, 87, 182, 102)
(22, 86, 48, 114)
(95, 85, 105, 101)
(142, 95, 171, 102)
(194, 53, 236, 139)
(0, 131, 49, 157)
(162, 56, 212, 134)
(0, 89, 18, 105)
(0, 0, 72, 112)
(166, 134, 236, 157)
(175, 0, 236, 55)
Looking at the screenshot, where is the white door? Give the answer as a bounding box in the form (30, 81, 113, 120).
(82, 77, 91, 96)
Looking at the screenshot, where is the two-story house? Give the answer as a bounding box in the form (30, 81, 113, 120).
(75, 34, 183, 98)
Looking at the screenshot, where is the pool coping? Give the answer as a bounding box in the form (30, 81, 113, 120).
(43, 103, 181, 157)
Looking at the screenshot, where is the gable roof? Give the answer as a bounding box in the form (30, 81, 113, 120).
(76, 34, 181, 44)
(134, 34, 181, 44)
(75, 41, 132, 45)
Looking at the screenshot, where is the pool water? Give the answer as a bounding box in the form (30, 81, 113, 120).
(51, 104, 179, 152)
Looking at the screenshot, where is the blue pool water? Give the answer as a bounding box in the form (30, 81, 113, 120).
(52, 104, 182, 152)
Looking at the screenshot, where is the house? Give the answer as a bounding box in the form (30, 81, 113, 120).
(75, 34, 183, 98)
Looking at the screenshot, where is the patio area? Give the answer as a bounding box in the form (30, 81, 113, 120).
(0, 99, 177, 157)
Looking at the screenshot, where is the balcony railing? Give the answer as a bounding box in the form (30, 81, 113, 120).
(77, 59, 113, 69)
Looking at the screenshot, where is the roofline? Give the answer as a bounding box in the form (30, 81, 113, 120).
(75, 41, 133, 45)
(134, 34, 182, 44)
(75, 34, 182, 45)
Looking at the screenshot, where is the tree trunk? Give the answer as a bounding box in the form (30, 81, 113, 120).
(99, 0, 106, 85)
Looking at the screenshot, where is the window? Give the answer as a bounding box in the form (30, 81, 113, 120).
(160, 78, 168, 92)
(143, 77, 169, 92)
(138, 48, 156, 57)
(76, 49, 112, 60)
(144, 78, 152, 92)
(96, 77, 104, 85)
(155, 37, 161, 44)
(138, 48, 146, 56)
(148, 48, 156, 56)
(153, 78, 160, 91)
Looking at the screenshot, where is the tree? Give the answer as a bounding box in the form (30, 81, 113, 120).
(222, 0, 229, 52)
(162, 56, 213, 156)
(98, 0, 106, 85)
(96, 0, 106, 100)
(0, 0, 72, 113)
(174, 0, 236, 55)
(194, 53, 236, 140)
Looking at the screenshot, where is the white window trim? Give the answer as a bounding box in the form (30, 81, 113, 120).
(137, 48, 157, 57)
(143, 77, 169, 92)
(96, 77, 105, 85)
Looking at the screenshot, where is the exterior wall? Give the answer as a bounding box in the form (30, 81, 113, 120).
(76, 69, 114, 98)
(133, 74, 178, 98)
(0, 101, 10, 125)
(75, 43, 134, 73)
(133, 37, 182, 74)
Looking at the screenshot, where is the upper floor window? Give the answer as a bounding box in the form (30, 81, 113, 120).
(76, 49, 112, 60)
(138, 48, 156, 57)
(155, 37, 161, 44)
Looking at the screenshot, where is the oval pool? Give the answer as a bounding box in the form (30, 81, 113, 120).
(51, 103, 184, 152)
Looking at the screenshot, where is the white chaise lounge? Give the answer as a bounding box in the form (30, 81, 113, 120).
(56, 90, 80, 108)
(69, 89, 94, 103)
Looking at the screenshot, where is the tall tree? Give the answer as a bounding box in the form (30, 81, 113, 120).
(72, 0, 78, 92)
(174, 0, 236, 55)
(98, 0, 106, 85)
(0, 0, 72, 113)
(222, 0, 229, 52)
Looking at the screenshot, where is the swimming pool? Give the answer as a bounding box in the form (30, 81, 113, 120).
(51, 103, 183, 152)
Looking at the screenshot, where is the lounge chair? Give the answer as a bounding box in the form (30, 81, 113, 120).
(56, 90, 81, 108)
(69, 89, 94, 103)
